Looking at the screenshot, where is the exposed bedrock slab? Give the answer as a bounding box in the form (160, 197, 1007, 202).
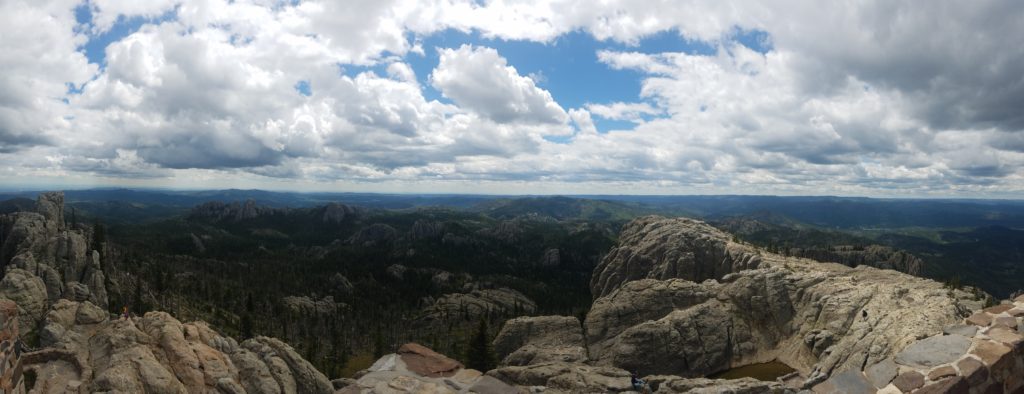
(893, 334, 971, 368)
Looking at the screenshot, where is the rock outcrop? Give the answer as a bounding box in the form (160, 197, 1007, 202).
(341, 343, 518, 394)
(346, 223, 397, 247)
(419, 288, 536, 322)
(494, 216, 981, 393)
(0, 299, 27, 393)
(493, 316, 587, 365)
(320, 202, 357, 224)
(784, 245, 924, 276)
(590, 216, 763, 299)
(0, 192, 112, 335)
(409, 220, 444, 241)
(538, 248, 560, 267)
(330, 273, 355, 295)
(282, 295, 345, 316)
(809, 295, 1024, 393)
(713, 217, 925, 276)
(0, 268, 47, 336)
(27, 299, 333, 394)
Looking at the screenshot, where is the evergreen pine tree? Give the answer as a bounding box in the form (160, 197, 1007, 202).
(465, 318, 496, 371)
(373, 330, 387, 358)
(91, 220, 106, 254)
(240, 312, 254, 339)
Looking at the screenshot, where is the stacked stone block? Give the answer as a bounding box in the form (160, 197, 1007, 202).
(0, 300, 24, 394)
(814, 294, 1024, 393)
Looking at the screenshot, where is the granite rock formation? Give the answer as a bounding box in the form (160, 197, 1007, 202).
(346, 223, 398, 247)
(494, 216, 981, 392)
(27, 299, 333, 394)
(419, 288, 536, 323)
(492, 316, 587, 366)
(320, 202, 357, 224)
(0, 192, 112, 335)
(784, 245, 924, 276)
(341, 343, 519, 394)
(282, 295, 345, 316)
(409, 220, 445, 241)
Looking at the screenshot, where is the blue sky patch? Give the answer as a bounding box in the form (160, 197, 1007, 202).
(294, 80, 312, 96)
(74, 4, 177, 68)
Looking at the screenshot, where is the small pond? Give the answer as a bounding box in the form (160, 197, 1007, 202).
(708, 361, 796, 381)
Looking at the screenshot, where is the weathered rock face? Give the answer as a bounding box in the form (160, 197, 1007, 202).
(646, 375, 793, 394)
(346, 223, 397, 247)
(590, 216, 763, 299)
(493, 316, 587, 366)
(494, 216, 978, 393)
(343, 343, 518, 394)
(488, 362, 633, 393)
(539, 248, 560, 267)
(282, 295, 344, 316)
(785, 245, 924, 276)
(0, 192, 111, 312)
(0, 299, 27, 393)
(27, 299, 333, 394)
(419, 288, 536, 322)
(583, 217, 973, 387)
(330, 273, 355, 295)
(487, 361, 796, 393)
(0, 268, 48, 336)
(34, 192, 65, 231)
(320, 202, 356, 224)
(409, 220, 444, 241)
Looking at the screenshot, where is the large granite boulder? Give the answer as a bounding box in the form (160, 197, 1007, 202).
(590, 216, 763, 299)
(397, 342, 463, 377)
(583, 217, 973, 387)
(0, 192, 111, 309)
(420, 288, 536, 322)
(497, 216, 976, 392)
(344, 343, 517, 394)
(34, 191, 65, 230)
(493, 316, 588, 365)
(646, 375, 794, 393)
(0, 268, 48, 336)
(487, 362, 633, 393)
(25, 300, 333, 394)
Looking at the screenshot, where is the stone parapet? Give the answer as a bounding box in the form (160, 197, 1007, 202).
(814, 294, 1024, 393)
(0, 299, 25, 394)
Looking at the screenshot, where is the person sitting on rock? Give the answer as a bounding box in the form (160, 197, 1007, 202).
(630, 372, 648, 393)
(122, 305, 130, 320)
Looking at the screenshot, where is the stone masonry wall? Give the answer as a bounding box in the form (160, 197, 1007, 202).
(815, 294, 1024, 394)
(0, 299, 25, 394)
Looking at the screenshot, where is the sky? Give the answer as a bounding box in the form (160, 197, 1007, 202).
(2, 1, 1024, 197)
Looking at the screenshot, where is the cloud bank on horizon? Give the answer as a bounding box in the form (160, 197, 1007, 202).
(2, 0, 1023, 196)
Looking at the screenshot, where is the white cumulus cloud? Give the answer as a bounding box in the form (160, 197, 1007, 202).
(430, 45, 568, 125)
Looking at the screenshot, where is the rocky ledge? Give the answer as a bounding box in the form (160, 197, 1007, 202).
(0, 192, 111, 336)
(338, 343, 519, 394)
(26, 299, 334, 393)
(0, 193, 336, 394)
(811, 295, 1024, 393)
(490, 216, 990, 393)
